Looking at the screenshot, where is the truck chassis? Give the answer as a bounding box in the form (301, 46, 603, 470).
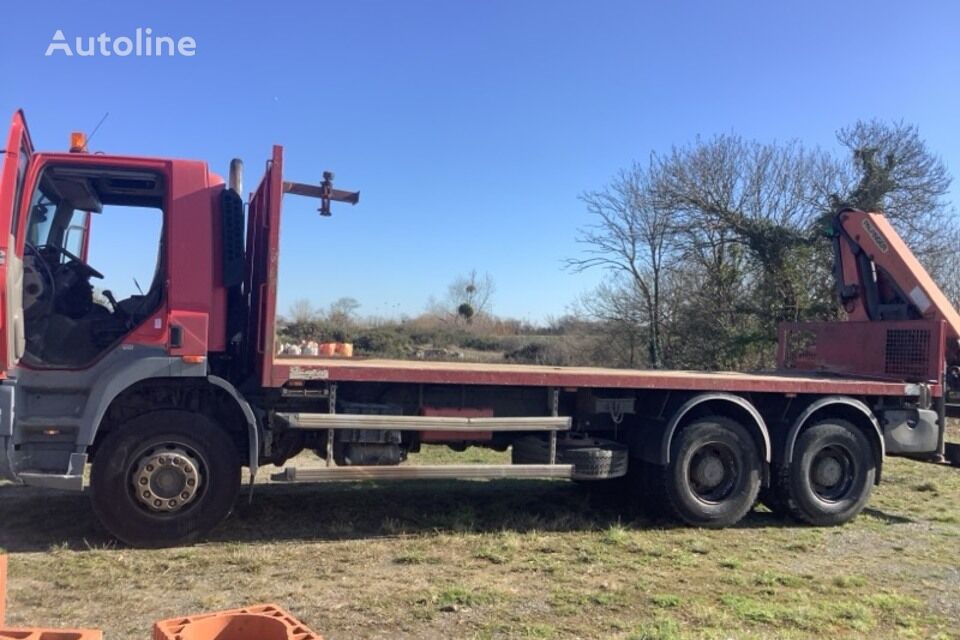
(0, 115, 957, 547)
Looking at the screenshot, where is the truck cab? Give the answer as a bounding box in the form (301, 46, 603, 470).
(0, 110, 346, 547)
(0, 111, 248, 491)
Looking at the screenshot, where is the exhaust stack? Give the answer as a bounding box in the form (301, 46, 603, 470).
(229, 158, 243, 194)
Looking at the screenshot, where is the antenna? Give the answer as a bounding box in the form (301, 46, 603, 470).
(86, 112, 110, 147)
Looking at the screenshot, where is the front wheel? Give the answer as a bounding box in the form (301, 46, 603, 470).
(90, 410, 241, 548)
(774, 419, 875, 526)
(656, 416, 761, 528)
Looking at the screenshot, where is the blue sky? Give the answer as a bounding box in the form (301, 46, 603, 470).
(3, 1, 959, 321)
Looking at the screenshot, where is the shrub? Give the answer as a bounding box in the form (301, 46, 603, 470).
(354, 328, 413, 357)
(278, 319, 351, 343)
(458, 335, 505, 351)
(504, 337, 592, 366)
(504, 342, 553, 364)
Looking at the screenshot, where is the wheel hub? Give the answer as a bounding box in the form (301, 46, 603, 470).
(809, 444, 855, 502)
(813, 456, 843, 487)
(693, 455, 725, 488)
(688, 443, 738, 503)
(132, 447, 202, 513)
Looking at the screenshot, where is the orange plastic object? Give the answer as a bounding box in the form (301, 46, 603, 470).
(335, 342, 353, 357)
(318, 342, 337, 357)
(0, 629, 103, 639)
(152, 604, 321, 640)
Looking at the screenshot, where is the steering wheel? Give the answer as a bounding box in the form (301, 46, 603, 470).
(36, 244, 104, 279)
(23, 243, 56, 319)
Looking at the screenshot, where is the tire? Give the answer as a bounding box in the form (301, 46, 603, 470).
(774, 419, 875, 526)
(511, 435, 628, 479)
(656, 416, 761, 528)
(90, 410, 241, 548)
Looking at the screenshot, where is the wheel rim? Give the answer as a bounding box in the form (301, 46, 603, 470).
(809, 444, 855, 502)
(130, 442, 205, 514)
(688, 441, 739, 503)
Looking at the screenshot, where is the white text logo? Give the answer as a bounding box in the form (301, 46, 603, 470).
(46, 28, 197, 57)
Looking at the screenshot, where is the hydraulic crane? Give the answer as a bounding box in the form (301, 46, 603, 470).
(831, 207, 960, 463)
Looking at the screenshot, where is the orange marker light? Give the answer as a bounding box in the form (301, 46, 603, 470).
(181, 355, 206, 364)
(69, 131, 87, 153)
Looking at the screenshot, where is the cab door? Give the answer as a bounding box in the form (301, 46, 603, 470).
(0, 111, 34, 374)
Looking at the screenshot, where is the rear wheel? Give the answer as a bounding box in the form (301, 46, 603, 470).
(90, 410, 241, 548)
(774, 419, 875, 526)
(656, 416, 761, 528)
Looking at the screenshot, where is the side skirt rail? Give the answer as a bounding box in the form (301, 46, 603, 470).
(271, 464, 574, 482)
(275, 413, 572, 432)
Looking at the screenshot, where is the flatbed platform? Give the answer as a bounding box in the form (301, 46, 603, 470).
(272, 357, 918, 396)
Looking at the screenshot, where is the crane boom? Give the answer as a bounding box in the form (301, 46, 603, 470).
(833, 207, 960, 359)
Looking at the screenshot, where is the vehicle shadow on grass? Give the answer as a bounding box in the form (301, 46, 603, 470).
(860, 507, 913, 524)
(0, 480, 912, 552)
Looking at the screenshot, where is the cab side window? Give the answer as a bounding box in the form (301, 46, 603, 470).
(21, 165, 166, 368)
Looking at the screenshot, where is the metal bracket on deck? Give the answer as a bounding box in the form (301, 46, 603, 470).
(283, 173, 359, 217)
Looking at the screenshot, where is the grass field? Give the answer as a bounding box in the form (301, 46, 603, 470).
(1, 428, 958, 639)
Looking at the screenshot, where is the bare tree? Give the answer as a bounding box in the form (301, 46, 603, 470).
(321, 297, 361, 340)
(577, 277, 647, 367)
(567, 162, 678, 367)
(832, 120, 957, 290)
(935, 224, 960, 309)
(833, 120, 951, 233)
(327, 297, 360, 325)
(653, 135, 839, 340)
(446, 270, 496, 323)
(287, 298, 317, 324)
(567, 123, 955, 371)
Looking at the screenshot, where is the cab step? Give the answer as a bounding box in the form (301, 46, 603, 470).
(275, 413, 571, 432)
(270, 463, 574, 482)
(15, 417, 83, 430)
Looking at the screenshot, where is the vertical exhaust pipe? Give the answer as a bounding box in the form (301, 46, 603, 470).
(229, 158, 244, 194)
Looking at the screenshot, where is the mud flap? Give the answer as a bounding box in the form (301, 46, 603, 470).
(945, 442, 960, 467)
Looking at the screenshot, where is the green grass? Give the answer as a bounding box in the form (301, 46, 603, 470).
(1, 433, 959, 639)
(650, 594, 681, 609)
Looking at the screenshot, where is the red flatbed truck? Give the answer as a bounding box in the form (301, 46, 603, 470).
(1, 111, 957, 547)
